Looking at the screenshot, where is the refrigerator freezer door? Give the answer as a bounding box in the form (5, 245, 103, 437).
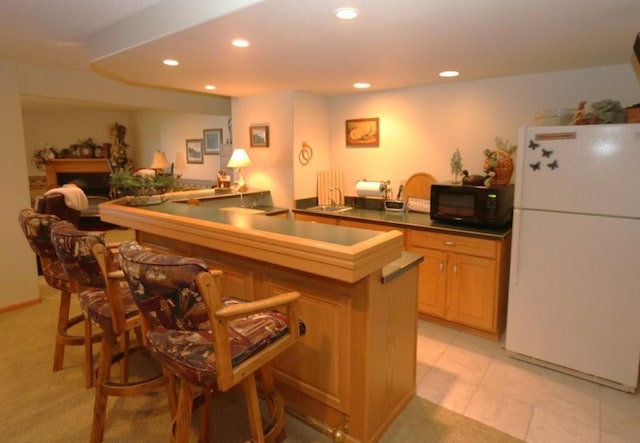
(515, 124, 640, 219)
(506, 208, 640, 389)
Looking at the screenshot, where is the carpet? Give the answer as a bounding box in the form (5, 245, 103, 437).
(1, 229, 522, 442)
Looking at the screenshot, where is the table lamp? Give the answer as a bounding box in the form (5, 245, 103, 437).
(226, 148, 252, 192)
(150, 150, 170, 174)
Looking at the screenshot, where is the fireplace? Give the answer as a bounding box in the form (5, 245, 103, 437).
(45, 159, 111, 196)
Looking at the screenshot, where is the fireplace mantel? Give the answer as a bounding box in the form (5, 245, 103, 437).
(45, 159, 110, 189)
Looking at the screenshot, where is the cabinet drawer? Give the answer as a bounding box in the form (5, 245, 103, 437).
(408, 230, 497, 259)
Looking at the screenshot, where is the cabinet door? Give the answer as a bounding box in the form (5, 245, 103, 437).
(411, 246, 447, 317)
(447, 253, 497, 331)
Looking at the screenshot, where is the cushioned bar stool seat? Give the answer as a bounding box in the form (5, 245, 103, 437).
(119, 241, 305, 443)
(18, 209, 89, 382)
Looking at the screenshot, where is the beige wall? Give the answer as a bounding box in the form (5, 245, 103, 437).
(292, 92, 331, 201)
(133, 111, 230, 180)
(231, 91, 295, 208)
(23, 108, 135, 177)
(0, 59, 40, 308)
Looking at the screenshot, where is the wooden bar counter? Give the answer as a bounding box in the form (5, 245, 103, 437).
(100, 191, 420, 442)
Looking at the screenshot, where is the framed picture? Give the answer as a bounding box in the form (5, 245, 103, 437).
(249, 125, 269, 147)
(345, 117, 379, 147)
(203, 128, 223, 155)
(186, 139, 204, 164)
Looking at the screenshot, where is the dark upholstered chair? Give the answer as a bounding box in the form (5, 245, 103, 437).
(34, 193, 81, 227)
(50, 223, 168, 443)
(18, 208, 90, 384)
(119, 241, 304, 443)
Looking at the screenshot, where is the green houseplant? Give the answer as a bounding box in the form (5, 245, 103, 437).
(110, 169, 179, 205)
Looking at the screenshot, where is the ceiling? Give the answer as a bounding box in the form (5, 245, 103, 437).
(2, 0, 639, 101)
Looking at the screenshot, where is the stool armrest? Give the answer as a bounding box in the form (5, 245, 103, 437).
(106, 270, 125, 280)
(215, 291, 300, 319)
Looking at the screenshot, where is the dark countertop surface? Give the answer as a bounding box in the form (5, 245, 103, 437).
(292, 207, 512, 240)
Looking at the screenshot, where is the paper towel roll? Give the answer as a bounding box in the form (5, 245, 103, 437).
(355, 180, 387, 197)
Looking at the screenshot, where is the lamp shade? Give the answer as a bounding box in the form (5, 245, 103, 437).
(226, 148, 252, 168)
(174, 151, 187, 170)
(150, 151, 170, 169)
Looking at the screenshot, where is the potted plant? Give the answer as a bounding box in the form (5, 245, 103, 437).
(110, 169, 179, 205)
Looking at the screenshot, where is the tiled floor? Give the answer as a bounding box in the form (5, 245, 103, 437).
(415, 320, 640, 443)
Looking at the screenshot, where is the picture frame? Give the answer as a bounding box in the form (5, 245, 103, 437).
(186, 139, 204, 164)
(249, 125, 269, 147)
(203, 128, 223, 155)
(345, 117, 379, 147)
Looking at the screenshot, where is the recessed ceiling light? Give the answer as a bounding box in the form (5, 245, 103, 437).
(204, 85, 216, 91)
(232, 39, 250, 48)
(439, 70, 460, 78)
(353, 82, 371, 89)
(163, 59, 179, 66)
(334, 7, 359, 20)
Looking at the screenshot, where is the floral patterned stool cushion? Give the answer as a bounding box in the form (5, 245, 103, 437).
(77, 284, 138, 334)
(119, 241, 305, 387)
(147, 298, 297, 388)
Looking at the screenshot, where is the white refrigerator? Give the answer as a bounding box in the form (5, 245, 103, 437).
(506, 123, 640, 392)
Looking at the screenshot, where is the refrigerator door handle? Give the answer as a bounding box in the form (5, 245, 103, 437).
(510, 208, 521, 285)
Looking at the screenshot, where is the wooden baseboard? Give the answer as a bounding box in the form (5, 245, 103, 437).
(0, 297, 41, 313)
(418, 313, 503, 341)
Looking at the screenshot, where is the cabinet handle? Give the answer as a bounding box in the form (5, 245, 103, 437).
(453, 264, 458, 273)
(445, 241, 455, 246)
(439, 261, 444, 271)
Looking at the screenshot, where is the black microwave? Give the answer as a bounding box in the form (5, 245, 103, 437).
(430, 183, 514, 228)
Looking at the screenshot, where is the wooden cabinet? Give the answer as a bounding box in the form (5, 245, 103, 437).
(292, 208, 511, 339)
(407, 229, 511, 338)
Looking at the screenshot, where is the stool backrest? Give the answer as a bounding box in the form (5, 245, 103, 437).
(50, 221, 108, 289)
(34, 193, 81, 226)
(18, 208, 61, 261)
(118, 241, 210, 331)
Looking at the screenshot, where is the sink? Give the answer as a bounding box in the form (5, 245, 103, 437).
(219, 207, 266, 215)
(306, 205, 353, 214)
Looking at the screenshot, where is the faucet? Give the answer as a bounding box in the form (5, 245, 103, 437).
(330, 187, 343, 207)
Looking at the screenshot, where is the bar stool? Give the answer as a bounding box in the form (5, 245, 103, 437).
(51, 222, 168, 443)
(119, 241, 305, 443)
(18, 208, 97, 387)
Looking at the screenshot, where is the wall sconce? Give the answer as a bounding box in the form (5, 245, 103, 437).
(226, 148, 252, 192)
(149, 150, 170, 174)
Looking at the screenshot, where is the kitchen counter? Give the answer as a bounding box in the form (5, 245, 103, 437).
(293, 204, 513, 340)
(292, 206, 512, 240)
(99, 191, 420, 442)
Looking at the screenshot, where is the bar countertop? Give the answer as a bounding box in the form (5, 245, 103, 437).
(99, 190, 405, 283)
